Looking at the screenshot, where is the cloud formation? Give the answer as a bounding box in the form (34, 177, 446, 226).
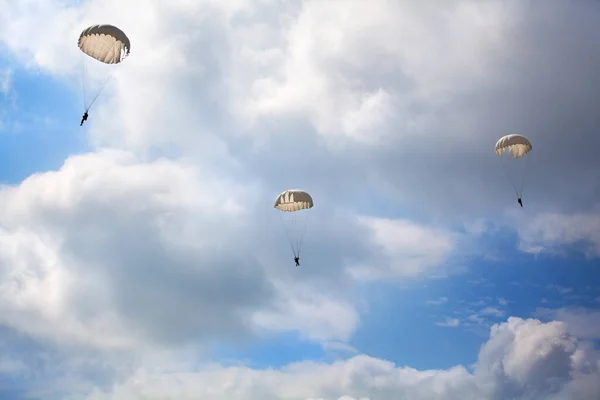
(5, 317, 590, 400)
(2, 0, 599, 219)
(0, 0, 599, 398)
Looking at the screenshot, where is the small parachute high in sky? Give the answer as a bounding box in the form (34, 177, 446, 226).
(274, 189, 314, 260)
(77, 24, 131, 113)
(495, 134, 533, 204)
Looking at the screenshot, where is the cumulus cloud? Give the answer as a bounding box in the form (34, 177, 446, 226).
(475, 317, 600, 400)
(0, 149, 388, 350)
(0, 0, 599, 398)
(2, 0, 599, 218)
(517, 209, 600, 257)
(0, 148, 459, 355)
(0, 149, 270, 349)
(350, 217, 457, 280)
(537, 307, 600, 341)
(0, 317, 583, 399)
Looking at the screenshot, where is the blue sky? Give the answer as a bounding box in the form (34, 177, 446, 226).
(0, 60, 88, 183)
(0, 1, 599, 399)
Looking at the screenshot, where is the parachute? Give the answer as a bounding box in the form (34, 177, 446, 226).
(274, 189, 314, 259)
(495, 134, 533, 201)
(77, 24, 131, 112)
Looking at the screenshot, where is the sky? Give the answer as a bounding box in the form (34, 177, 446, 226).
(0, 0, 599, 399)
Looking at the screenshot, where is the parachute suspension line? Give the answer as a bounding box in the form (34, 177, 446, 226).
(499, 153, 532, 200)
(517, 154, 533, 199)
(279, 211, 310, 258)
(500, 155, 520, 199)
(86, 73, 114, 111)
(279, 213, 299, 258)
(294, 212, 310, 257)
(80, 40, 120, 112)
(81, 57, 88, 111)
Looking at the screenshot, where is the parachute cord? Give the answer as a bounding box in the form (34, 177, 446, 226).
(85, 75, 113, 112)
(293, 217, 301, 256)
(280, 213, 298, 258)
(500, 156, 520, 199)
(517, 154, 532, 199)
(81, 57, 88, 111)
(295, 212, 310, 257)
(81, 41, 119, 112)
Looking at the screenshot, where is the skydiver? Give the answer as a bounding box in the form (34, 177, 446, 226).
(294, 256, 300, 266)
(517, 198, 523, 207)
(80, 111, 89, 126)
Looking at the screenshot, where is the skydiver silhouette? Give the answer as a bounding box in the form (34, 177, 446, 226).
(80, 111, 88, 126)
(294, 256, 300, 266)
(517, 198, 523, 207)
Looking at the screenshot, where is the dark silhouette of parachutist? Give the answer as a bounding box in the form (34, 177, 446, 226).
(294, 256, 300, 266)
(80, 111, 88, 126)
(517, 198, 523, 207)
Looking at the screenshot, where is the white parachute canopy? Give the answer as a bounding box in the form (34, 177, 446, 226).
(495, 134, 533, 200)
(77, 24, 131, 111)
(274, 189, 314, 258)
(495, 134, 533, 158)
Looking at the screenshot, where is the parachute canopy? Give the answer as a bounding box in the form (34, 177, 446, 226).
(274, 189, 314, 212)
(78, 24, 131, 65)
(495, 134, 532, 159)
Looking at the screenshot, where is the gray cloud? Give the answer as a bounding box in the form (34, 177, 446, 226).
(537, 307, 600, 341)
(112, 0, 600, 222)
(0, 150, 377, 348)
(4, 0, 597, 220)
(0, 0, 599, 398)
(331, 0, 600, 216)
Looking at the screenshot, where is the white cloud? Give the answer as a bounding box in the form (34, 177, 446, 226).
(1, 317, 575, 399)
(474, 317, 598, 400)
(480, 307, 506, 318)
(1, 0, 598, 217)
(350, 217, 457, 280)
(0, 0, 599, 398)
(0, 68, 11, 95)
(436, 317, 461, 328)
(0, 149, 378, 350)
(0, 148, 459, 352)
(250, 282, 359, 342)
(427, 297, 449, 305)
(321, 341, 359, 356)
(467, 314, 485, 325)
(516, 209, 600, 257)
(462, 219, 492, 237)
(537, 307, 600, 341)
(239, 0, 515, 142)
(547, 285, 574, 295)
(0, 150, 262, 349)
